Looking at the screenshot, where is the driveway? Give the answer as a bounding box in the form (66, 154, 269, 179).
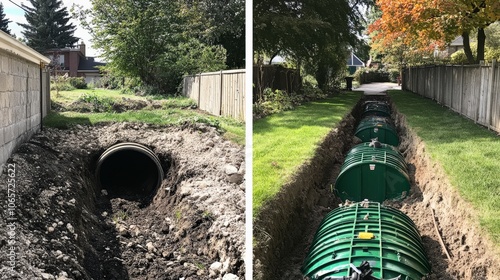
(354, 82, 400, 95)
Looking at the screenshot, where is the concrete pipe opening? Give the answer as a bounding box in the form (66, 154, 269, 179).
(96, 143, 164, 198)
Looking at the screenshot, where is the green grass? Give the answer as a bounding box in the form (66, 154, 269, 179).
(388, 90, 500, 245)
(45, 89, 244, 145)
(253, 92, 362, 214)
(52, 89, 145, 107)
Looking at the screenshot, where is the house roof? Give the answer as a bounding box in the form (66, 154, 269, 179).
(450, 36, 464, 46)
(347, 52, 365, 67)
(78, 57, 106, 72)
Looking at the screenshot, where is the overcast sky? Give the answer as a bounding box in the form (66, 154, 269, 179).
(2, 0, 99, 57)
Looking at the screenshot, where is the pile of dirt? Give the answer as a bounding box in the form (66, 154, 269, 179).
(254, 95, 500, 279)
(0, 122, 245, 280)
(64, 98, 165, 113)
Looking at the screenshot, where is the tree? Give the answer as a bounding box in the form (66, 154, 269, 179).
(0, 2, 11, 34)
(254, 0, 371, 90)
(20, 0, 79, 52)
(194, 0, 245, 69)
(368, 0, 500, 64)
(78, 0, 227, 94)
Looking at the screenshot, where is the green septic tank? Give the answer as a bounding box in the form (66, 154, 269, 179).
(302, 201, 431, 280)
(335, 142, 410, 202)
(355, 116, 399, 146)
(362, 101, 391, 118)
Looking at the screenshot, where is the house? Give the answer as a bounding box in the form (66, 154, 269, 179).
(347, 52, 365, 74)
(44, 42, 106, 84)
(447, 36, 464, 55)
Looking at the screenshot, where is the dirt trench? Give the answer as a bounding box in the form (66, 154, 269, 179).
(0, 122, 245, 280)
(254, 95, 500, 279)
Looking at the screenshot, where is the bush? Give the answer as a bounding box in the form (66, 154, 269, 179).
(50, 79, 74, 91)
(94, 74, 124, 89)
(485, 48, 500, 61)
(253, 88, 292, 118)
(388, 69, 400, 83)
(67, 77, 87, 89)
(450, 50, 470, 64)
(75, 93, 114, 112)
(450, 44, 500, 64)
(253, 84, 328, 119)
(354, 68, 390, 84)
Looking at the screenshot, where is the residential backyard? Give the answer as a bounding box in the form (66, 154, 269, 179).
(0, 86, 246, 279)
(253, 87, 500, 279)
(45, 88, 245, 145)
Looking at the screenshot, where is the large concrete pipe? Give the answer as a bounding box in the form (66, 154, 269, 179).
(96, 143, 164, 197)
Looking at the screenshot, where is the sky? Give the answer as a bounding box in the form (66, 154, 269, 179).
(2, 0, 99, 57)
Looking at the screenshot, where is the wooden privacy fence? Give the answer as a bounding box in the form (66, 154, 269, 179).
(403, 60, 500, 133)
(253, 64, 302, 102)
(183, 69, 245, 121)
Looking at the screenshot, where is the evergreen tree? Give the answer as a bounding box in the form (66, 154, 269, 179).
(20, 0, 78, 52)
(0, 2, 11, 34)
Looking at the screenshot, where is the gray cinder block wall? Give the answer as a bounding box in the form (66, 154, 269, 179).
(0, 31, 51, 174)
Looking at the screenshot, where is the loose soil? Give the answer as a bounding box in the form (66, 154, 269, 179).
(59, 98, 166, 113)
(254, 95, 500, 279)
(0, 122, 245, 280)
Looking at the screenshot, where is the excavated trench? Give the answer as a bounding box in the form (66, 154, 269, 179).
(254, 95, 500, 279)
(0, 123, 245, 280)
(95, 142, 166, 202)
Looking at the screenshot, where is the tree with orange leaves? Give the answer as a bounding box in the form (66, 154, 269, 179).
(369, 0, 500, 64)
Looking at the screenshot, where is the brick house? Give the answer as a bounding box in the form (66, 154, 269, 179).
(45, 42, 106, 84)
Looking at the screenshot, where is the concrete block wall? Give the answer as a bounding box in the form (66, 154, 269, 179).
(0, 49, 42, 172)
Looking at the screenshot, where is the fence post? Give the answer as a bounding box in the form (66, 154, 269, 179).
(197, 73, 202, 108)
(459, 64, 464, 115)
(477, 60, 485, 123)
(219, 70, 223, 116)
(486, 59, 497, 129)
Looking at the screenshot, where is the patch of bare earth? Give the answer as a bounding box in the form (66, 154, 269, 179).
(254, 95, 500, 279)
(0, 123, 245, 280)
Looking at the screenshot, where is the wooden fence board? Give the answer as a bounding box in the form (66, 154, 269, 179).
(492, 64, 500, 131)
(183, 69, 245, 121)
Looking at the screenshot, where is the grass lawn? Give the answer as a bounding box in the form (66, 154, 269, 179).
(45, 89, 245, 145)
(253, 92, 362, 214)
(51, 89, 144, 106)
(389, 90, 500, 245)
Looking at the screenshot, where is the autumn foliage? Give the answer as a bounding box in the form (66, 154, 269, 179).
(368, 0, 500, 64)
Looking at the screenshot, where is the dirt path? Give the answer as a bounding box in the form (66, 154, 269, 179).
(255, 95, 500, 279)
(0, 123, 245, 280)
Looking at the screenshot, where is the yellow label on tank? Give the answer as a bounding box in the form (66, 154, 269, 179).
(359, 232, 375, 239)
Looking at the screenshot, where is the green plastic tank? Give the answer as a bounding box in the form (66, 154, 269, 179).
(302, 201, 430, 280)
(334, 143, 410, 202)
(362, 101, 391, 118)
(355, 116, 399, 146)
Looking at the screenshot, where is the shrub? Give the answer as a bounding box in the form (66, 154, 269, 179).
(450, 50, 469, 64)
(354, 68, 390, 84)
(94, 74, 124, 89)
(485, 48, 500, 61)
(253, 84, 328, 119)
(76, 93, 114, 112)
(67, 77, 87, 89)
(253, 88, 293, 118)
(50, 79, 74, 91)
(388, 69, 400, 83)
(450, 44, 500, 64)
